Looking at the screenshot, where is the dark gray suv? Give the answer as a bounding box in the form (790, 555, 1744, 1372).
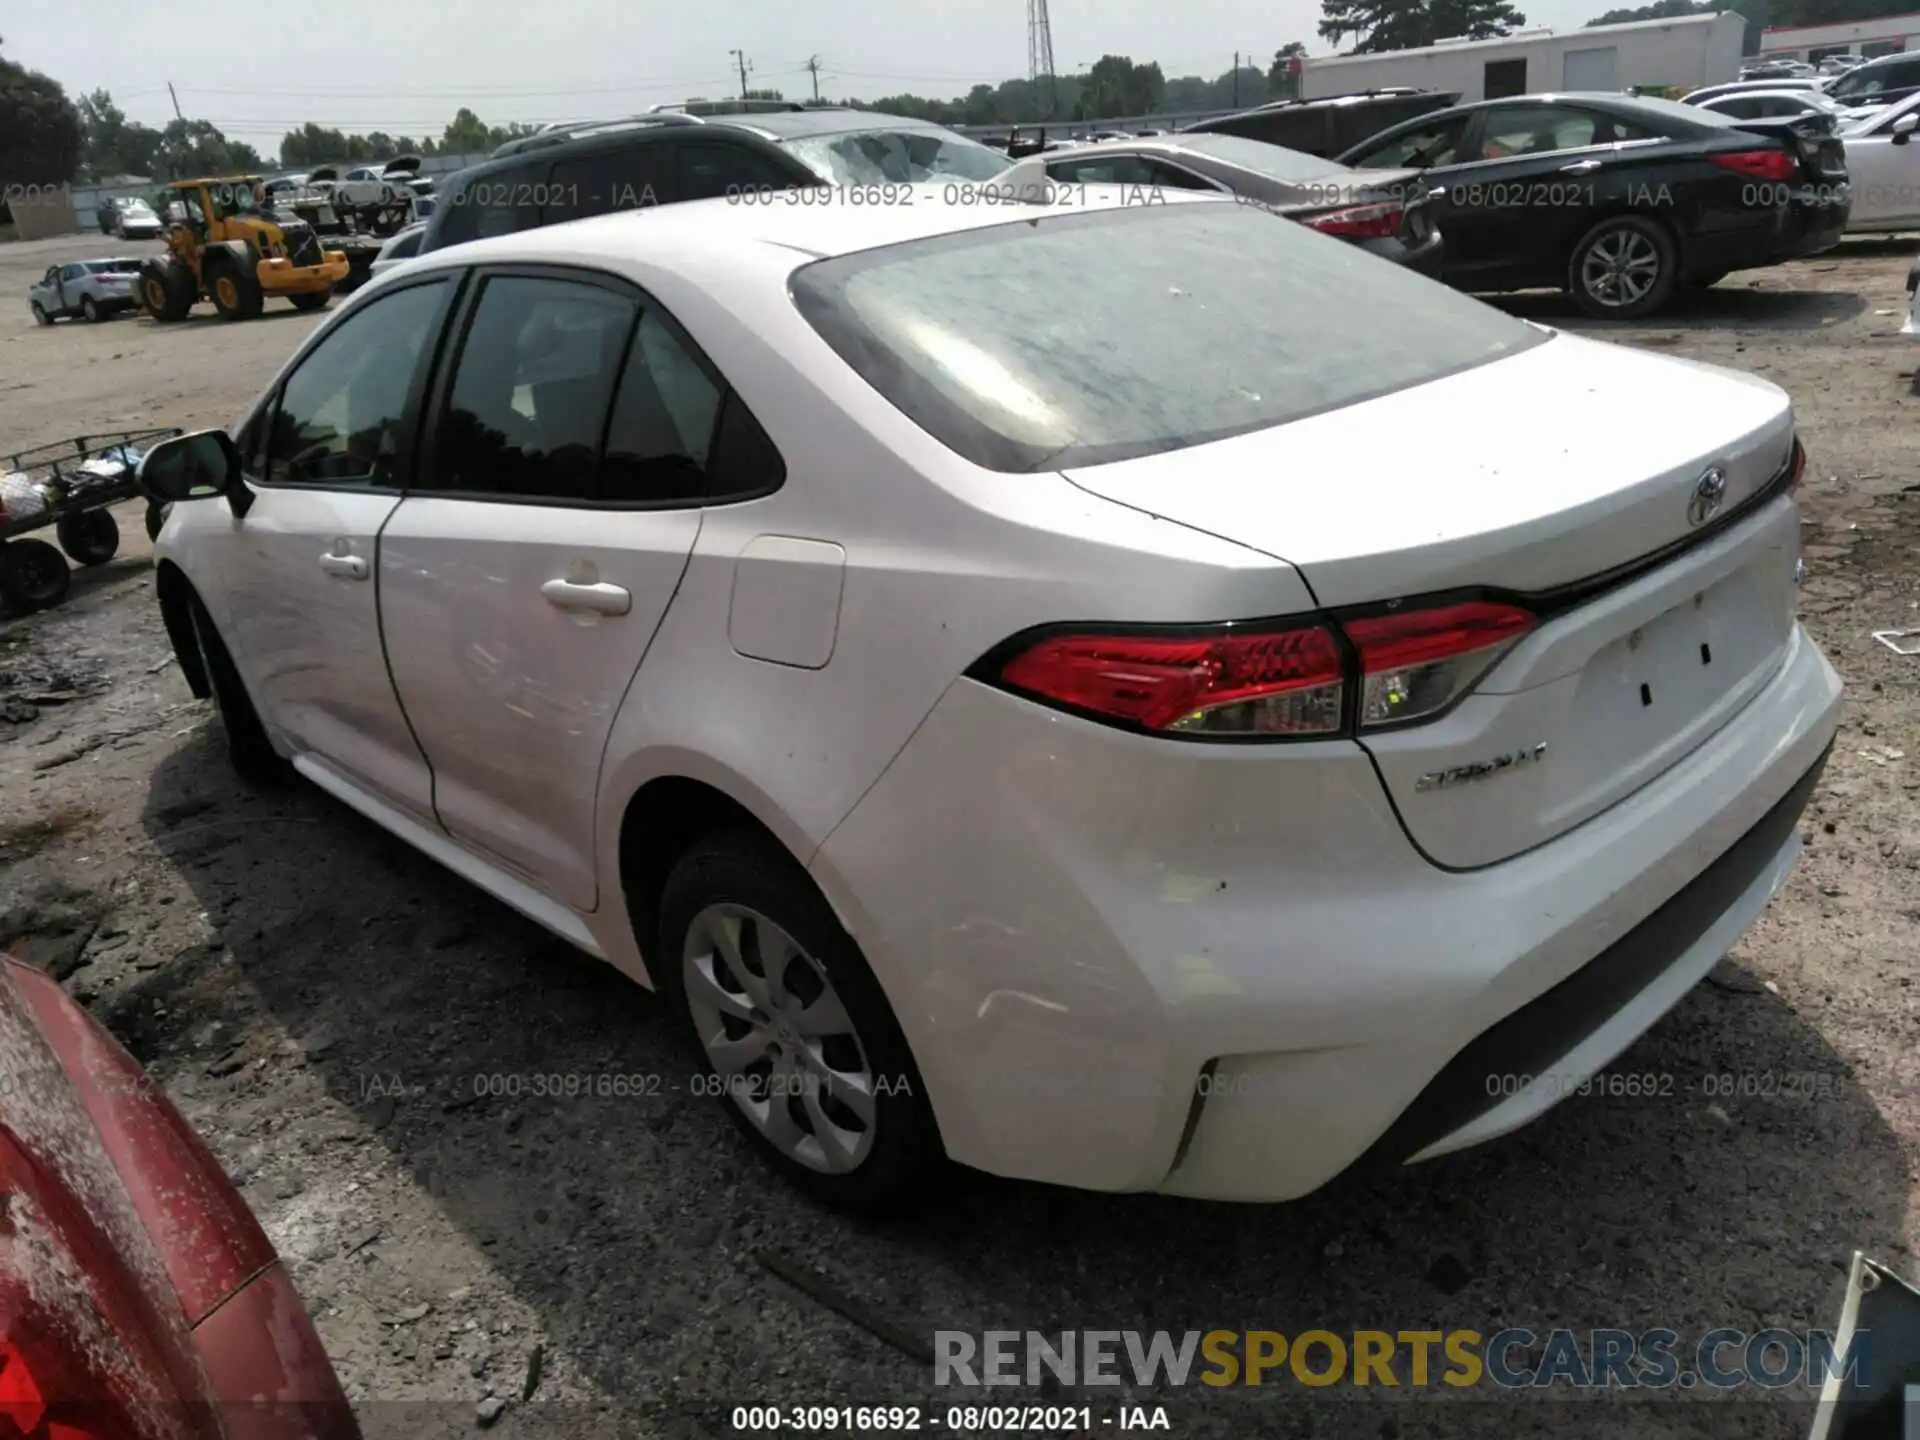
(419, 109, 1010, 256)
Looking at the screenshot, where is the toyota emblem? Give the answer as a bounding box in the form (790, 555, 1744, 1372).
(1687, 467, 1728, 528)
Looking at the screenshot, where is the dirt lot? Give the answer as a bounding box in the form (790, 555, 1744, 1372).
(1, 227, 1917, 1440)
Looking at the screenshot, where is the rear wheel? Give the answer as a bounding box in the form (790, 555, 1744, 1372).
(139, 258, 196, 322)
(1568, 214, 1678, 320)
(208, 260, 264, 321)
(184, 591, 283, 784)
(288, 289, 330, 312)
(55, 509, 120, 566)
(81, 295, 103, 323)
(657, 833, 944, 1213)
(0, 539, 73, 613)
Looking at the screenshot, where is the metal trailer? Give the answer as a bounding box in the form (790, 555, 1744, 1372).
(0, 429, 182, 615)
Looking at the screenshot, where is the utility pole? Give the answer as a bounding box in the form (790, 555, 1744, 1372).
(806, 55, 822, 103)
(729, 49, 751, 100)
(167, 82, 184, 120)
(1233, 52, 1240, 107)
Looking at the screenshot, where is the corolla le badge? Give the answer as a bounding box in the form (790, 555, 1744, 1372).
(1416, 743, 1548, 793)
(1686, 467, 1728, 528)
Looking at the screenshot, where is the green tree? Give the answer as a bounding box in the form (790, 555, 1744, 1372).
(0, 36, 83, 188)
(441, 106, 492, 153)
(156, 117, 258, 178)
(1078, 55, 1165, 119)
(77, 89, 163, 178)
(1320, 0, 1525, 52)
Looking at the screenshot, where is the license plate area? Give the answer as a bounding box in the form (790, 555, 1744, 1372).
(1568, 560, 1786, 788)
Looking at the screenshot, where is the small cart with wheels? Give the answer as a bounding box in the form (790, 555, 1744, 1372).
(0, 428, 181, 615)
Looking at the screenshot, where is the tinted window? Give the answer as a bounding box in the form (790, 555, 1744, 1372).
(1712, 95, 1764, 118)
(1047, 153, 1177, 187)
(264, 281, 448, 487)
(791, 204, 1545, 473)
(60, 265, 85, 281)
(1475, 106, 1621, 158)
(600, 312, 723, 503)
(708, 393, 786, 499)
(436, 162, 548, 246)
(1833, 57, 1920, 98)
(546, 146, 672, 223)
(677, 142, 807, 200)
(432, 276, 637, 501)
(1349, 116, 1470, 168)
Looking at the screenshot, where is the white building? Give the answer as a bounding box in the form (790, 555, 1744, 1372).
(1759, 13, 1920, 63)
(1301, 13, 1746, 102)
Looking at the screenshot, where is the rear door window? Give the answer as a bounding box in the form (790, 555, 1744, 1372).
(676, 141, 807, 200)
(790, 203, 1545, 473)
(436, 162, 551, 246)
(546, 145, 675, 223)
(427, 275, 638, 502)
(1347, 116, 1471, 169)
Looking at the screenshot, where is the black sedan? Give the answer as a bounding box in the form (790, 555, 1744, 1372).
(1038, 133, 1445, 275)
(1337, 92, 1850, 318)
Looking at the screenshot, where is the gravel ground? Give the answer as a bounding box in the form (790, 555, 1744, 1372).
(1, 228, 1917, 1440)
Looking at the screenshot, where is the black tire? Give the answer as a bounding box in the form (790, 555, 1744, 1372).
(139, 258, 196, 322)
(145, 501, 170, 544)
(56, 508, 120, 566)
(1568, 214, 1679, 320)
(208, 257, 264, 321)
(0, 539, 72, 613)
(183, 592, 284, 784)
(81, 295, 103, 323)
(30, 302, 51, 326)
(656, 832, 944, 1213)
(288, 289, 330, 312)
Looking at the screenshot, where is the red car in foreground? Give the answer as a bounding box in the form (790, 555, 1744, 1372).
(0, 952, 357, 1439)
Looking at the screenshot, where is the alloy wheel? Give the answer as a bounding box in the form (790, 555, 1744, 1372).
(1580, 228, 1662, 309)
(681, 903, 878, 1175)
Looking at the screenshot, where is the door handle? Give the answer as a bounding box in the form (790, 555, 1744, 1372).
(318, 552, 368, 580)
(541, 578, 631, 616)
(1560, 160, 1602, 174)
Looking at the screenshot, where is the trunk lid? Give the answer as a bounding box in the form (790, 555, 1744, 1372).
(1062, 332, 1801, 866)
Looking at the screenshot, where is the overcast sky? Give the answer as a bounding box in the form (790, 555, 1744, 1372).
(9, 0, 1605, 149)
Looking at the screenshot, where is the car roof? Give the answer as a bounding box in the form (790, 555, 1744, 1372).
(704, 109, 961, 141)
(407, 182, 1222, 275)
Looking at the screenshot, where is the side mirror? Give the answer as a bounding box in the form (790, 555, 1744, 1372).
(136, 429, 252, 518)
(1893, 113, 1918, 145)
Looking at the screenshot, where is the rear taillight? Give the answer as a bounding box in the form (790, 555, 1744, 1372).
(1298, 201, 1403, 239)
(997, 625, 1346, 736)
(1710, 149, 1799, 181)
(983, 600, 1537, 740)
(1345, 601, 1535, 729)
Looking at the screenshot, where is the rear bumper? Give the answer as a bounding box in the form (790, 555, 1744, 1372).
(1699, 191, 1851, 272)
(814, 619, 1842, 1201)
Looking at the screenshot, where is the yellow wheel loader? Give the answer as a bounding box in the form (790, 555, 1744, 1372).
(137, 176, 349, 323)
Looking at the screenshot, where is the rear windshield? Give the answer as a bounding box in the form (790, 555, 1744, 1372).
(790, 201, 1545, 472)
(782, 129, 1010, 185)
(1175, 133, 1348, 180)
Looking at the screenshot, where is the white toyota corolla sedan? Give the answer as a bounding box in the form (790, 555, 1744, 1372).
(137, 184, 1842, 1210)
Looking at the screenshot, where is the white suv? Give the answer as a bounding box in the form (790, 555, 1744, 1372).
(137, 189, 1841, 1210)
